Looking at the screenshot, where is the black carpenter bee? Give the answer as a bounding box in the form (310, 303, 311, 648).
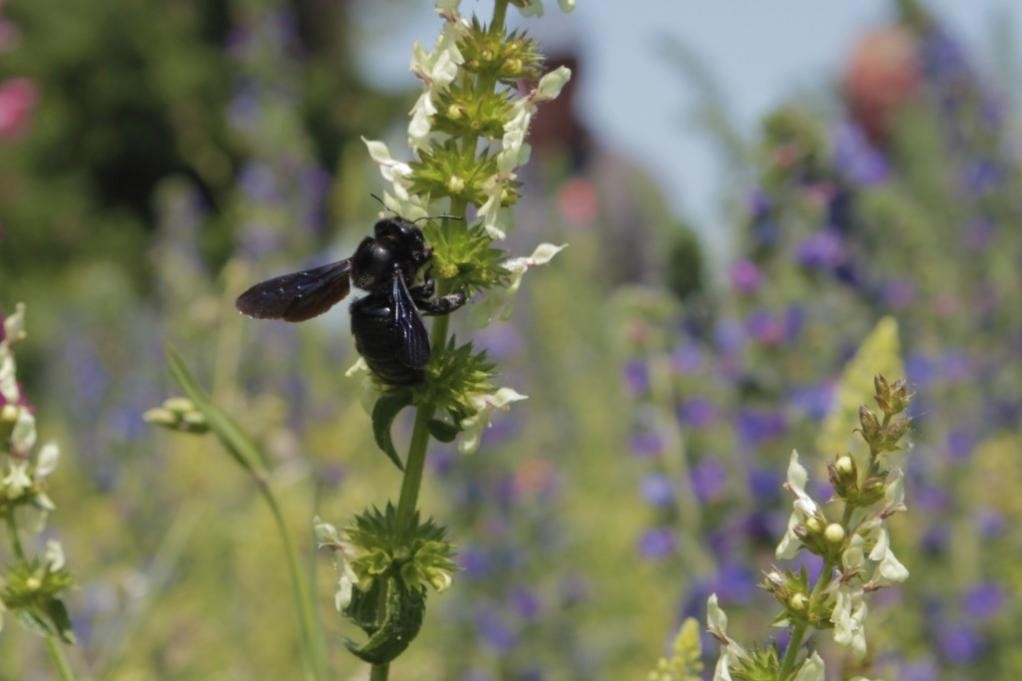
(235, 217, 467, 385)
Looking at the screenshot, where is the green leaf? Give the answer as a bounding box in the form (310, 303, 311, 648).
(165, 347, 267, 475)
(344, 578, 426, 665)
(427, 419, 460, 442)
(42, 598, 76, 645)
(372, 393, 413, 471)
(817, 317, 903, 465)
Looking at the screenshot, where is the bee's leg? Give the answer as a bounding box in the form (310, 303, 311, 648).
(416, 289, 468, 316)
(408, 276, 436, 302)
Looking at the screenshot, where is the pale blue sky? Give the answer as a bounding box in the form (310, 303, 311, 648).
(353, 1, 1018, 256)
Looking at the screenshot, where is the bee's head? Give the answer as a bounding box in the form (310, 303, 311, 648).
(374, 218, 430, 268)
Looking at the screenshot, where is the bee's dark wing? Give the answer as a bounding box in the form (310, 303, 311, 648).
(236, 259, 352, 322)
(391, 273, 430, 369)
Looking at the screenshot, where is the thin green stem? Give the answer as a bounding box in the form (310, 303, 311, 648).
(371, 662, 391, 681)
(4, 511, 25, 560)
(492, 0, 509, 33)
(779, 621, 807, 675)
(257, 482, 327, 681)
(45, 636, 76, 681)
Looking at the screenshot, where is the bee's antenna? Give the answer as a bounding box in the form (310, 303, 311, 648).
(414, 214, 464, 224)
(370, 193, 390, 211)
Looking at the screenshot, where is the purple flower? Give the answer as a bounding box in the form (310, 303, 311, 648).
(937, 623, 984, 665)
(690, 459, 727, 503)
(670, 342, 703, 374)
(783, 305, 807, 344)
(737, 408, 787, 447)
(728, 259, 762, 295)
(475, 607, 518, 653)
(789, 382, 834, 421)
(238, 161, 279, 201)
(905, 352, 938, 387)
(962, 583, 1004, 621)
(914, 481, 950, 512)
(640, 474, 675, 506)
(749, 189, 771, 220)
(458, 546, 492, 579)
(629, 431, 664, 458)
(508, 585, 543, 620)
(623, 360, 649, 397)
(833, 120, 889, 186)
(712, 562, 758, 604)
(637, 527, 676, 560)
(946, 428, 976, 461)
(794, 230, 846, 269)
(747, 468, 782, 503)
(921, 523, 949, 555)
(714, 318, 745, 354)
(883, 278, 916, 310)
(677, 398, 718, 429)
(745, 309, 784, 346)
(974, 508, 1005, 538)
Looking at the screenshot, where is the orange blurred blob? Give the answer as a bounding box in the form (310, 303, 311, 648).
(842, 27, 921, 145)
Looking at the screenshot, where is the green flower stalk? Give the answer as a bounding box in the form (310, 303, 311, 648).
(705, 322, 912, 681)
(317, 0, 574, 677)
(0, 304, 76, 681)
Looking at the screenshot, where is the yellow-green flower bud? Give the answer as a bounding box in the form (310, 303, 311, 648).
(825, 523, 846, 544)
(447, 175, 466, 194)
(789, 593, 809, 611)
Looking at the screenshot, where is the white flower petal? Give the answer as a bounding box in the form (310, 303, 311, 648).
(0, 352, 18, 404)
(44, 540, 66, 572)
(533, 66, 572, 102)
(35, 443, 60, 479)
(793, 652, 826, 681)
(313, 517, 341, 548)
(10, 407, 35, 453)
(3, 303, 26, 344)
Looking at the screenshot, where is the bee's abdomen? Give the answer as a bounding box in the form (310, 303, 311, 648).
(350, 297, 427, 386)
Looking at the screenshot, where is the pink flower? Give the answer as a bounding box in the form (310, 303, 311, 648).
(728, 259, 762, 295)
(0, 78, 39, 139)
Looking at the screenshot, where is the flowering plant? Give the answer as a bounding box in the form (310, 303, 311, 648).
(149, 1, 574, 678)
(0, 304, 76, 680)
(706, 344, 912, 681)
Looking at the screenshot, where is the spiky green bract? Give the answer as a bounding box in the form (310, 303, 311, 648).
(412, 338, 496, 421)
(459, 18, 543, 84)
(728, 645, 785, 681)
(409, 140, 499, 205)
(345, 503, 456, 594)
(423, 221, 510, 294)
(432, 84, 516, 140)
(1, 558, 75, 644)
(647, 617, 703, 681)
(339, 504, 456, 664)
